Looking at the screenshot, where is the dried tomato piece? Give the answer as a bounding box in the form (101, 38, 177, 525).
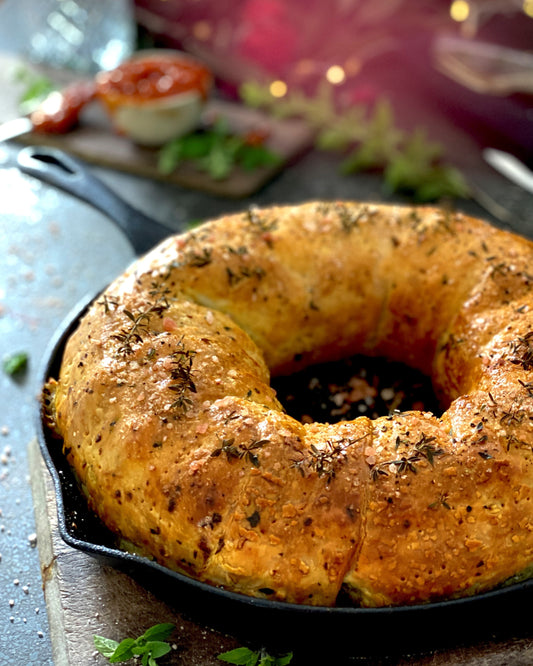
(30, 81, 96, 134)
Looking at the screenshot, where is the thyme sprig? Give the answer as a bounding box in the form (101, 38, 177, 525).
(499, 408, 526, 427)
(413, 433, 444, 466)
(308, 439, 349, 483)
(110, 283, 171, 355)
(370, 432, 445, 481)
(508, 331, 533, 371)
(168, 342, 197, 413)
(428, 493, 451, 511)
(111, 309, 154, 355)
(211, 437, 269, 468)
(98, 294, 119, 313)
(292, 435, 366, 483)
(211, 437, 240, 461)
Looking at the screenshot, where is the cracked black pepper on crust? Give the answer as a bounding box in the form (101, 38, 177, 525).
(43, 201, 533, 607)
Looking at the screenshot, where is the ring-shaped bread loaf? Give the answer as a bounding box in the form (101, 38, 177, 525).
(44, 201, 533, 607)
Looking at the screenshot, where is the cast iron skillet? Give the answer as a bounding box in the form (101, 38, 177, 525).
(22, 146, 533, 659)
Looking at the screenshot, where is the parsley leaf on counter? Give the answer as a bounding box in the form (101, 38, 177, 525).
(94, 623, 175, 665)
(14, 67, 55, 114)
(218, 647, 293, 666)
(3, 351, 28, 377)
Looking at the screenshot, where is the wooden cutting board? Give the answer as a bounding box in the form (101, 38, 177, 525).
(16, 99, 313, 198)
(0, 53, 313, 198)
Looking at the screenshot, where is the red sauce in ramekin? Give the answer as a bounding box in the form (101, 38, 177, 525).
(95, 53, 212, 110)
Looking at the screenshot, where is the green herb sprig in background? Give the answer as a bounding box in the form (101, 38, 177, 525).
(240, 80, 470, 202)
(14, 67, 55, 114)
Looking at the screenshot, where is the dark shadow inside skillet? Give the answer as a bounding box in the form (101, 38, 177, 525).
(26, 145, 533, 659)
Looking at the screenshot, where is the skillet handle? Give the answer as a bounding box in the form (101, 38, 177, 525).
(17, 145, 173, 255)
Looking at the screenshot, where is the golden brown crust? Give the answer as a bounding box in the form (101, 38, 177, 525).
(45, 201, 533, 607)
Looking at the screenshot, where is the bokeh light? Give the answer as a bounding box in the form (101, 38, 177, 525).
(269, 79, 288, 97)
(450, 1, 470, 22)
(326, 65, 346, 85)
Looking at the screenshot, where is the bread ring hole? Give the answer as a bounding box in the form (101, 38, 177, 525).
(271, 354, 441, 424)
